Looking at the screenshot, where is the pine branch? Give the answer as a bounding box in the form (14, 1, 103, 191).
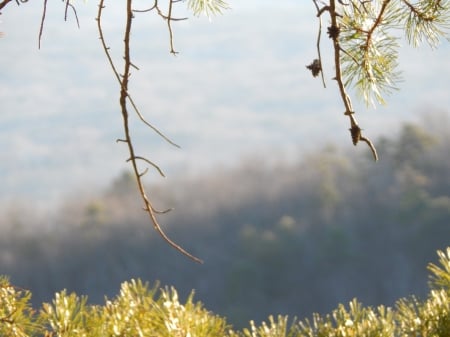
(188, 0, 229, 17)
(313, 0, 378, 160)
(339, 0, 401, 106)
(401, 0, 450, 47)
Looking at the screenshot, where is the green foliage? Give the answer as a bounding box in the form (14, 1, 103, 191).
(1, 247, 450, 337)
(41, 291, 88, 337)
(237, 315, 297, 337)
(298, 300, 396, 337)
(1, 278, 229, 337)
(187, 0, 229, 17)
(339, 0, 450, 106)
(0, 276, 40, 337)
(428, 247, 450, 293)
(296, 248, 449, 337)
(396, 249, 450, 337)
(401, 0, 450, 48)
(340, 0, 402, 106)
(396, 290, 450, 337)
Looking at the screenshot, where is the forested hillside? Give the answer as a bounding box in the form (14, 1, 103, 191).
(1, 115, 449, 328)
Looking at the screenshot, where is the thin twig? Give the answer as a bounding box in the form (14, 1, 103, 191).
(312, 0, 327, 88)
(96, 0, 179, 148)
(97, 0, 202, 263)
(151, 206, 173, 214)
(401, 0, 437, 21)
(128, 96, 181, 148)
(132, 0, 157, 13)
(0, 0, 13, 11)
(167, 0, 177, 54)
(38, 0, 47, 49)
(339, 45, 359, 65)
(361, 136, 379, 159)
(64, 0, 80, 28)
(127, 155, 166, 177)
(364, 0, 391, 52)
(0, 312, 14, 325)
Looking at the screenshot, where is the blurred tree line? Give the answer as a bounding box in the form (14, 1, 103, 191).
(0, 114, 449, 328)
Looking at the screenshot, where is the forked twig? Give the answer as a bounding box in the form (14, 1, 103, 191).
(38, 0, 80, 49)
(64, 0, 80, 28)
(312, 0, 327, 88)
(96, 2, 180, 148)
(127, 156, 166, 177)
(132, 0, 187, 54)
(97, 0, 202, 263)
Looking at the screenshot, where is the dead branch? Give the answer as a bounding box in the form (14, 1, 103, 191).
(64, 0, 80, 28)
(97, 0, 202, 263)
(38, 0, 47, 49)
(0, 0, 14, 11)
(312, 0, 327, 87)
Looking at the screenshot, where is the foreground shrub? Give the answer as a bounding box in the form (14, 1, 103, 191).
(1, 247, 450, 337)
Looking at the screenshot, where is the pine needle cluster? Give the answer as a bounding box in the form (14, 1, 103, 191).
(339, 0, 450, 106)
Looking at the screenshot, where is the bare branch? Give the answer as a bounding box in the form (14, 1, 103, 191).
(38, 0, 47, 49)
(64, 0, 80, 28)
(360, 135, 379, 160)
(312, 0, 327, 87)
(128, 96, 181, 148)
(97, 0, 202, 263)
(0, 0, 14, 11)
(97, 1, 179, 148)
(132, 0, 157, 13)
(127, 156, 166, 177)
(151, 206, 173, 214)
(167, 0, 179, 54)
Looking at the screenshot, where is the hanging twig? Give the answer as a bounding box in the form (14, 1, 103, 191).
(96, 1, 180, 148)
(127, 156, 166, 178)
(132, 0, 187, 54)
(312, 0, 327, 88)
(64, 0, 80, 28)
(97, 0, 202, 263)
(38, 0, 47, 49)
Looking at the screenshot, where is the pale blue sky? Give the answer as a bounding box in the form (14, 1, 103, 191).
(1, 0, 449, 209)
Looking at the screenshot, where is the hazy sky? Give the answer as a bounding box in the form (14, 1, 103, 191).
(1, 0, 449, 209)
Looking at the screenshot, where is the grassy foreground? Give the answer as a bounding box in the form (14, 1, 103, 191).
(1, 247, 449, 337)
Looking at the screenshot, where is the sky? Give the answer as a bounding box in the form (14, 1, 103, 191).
(1, 0, 449, 210)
